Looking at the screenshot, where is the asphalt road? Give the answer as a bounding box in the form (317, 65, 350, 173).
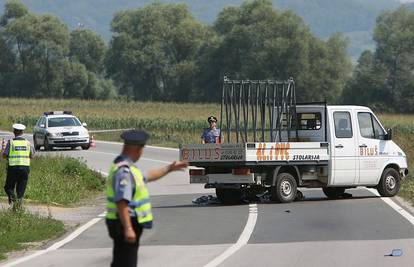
(1, 133, 414, 267)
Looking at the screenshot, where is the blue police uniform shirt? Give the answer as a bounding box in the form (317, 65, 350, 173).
(112, 155, 148, 216)
(201, 128, 221, 143)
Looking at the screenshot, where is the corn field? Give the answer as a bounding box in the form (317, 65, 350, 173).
(0, 98, 220, 145)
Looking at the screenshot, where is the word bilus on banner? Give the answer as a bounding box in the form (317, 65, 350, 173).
(360, 145, 379, 156)
(256, 143, 290, 161)
(181, 147, 220, 161)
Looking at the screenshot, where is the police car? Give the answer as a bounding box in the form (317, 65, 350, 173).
(33, 111, 90, 151)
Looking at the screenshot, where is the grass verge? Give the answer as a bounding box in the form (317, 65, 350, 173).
(0, 155, 105, 206)
(0, 209, 65, 260)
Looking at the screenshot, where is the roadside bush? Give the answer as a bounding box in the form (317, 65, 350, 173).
(0, 155, 105, 205)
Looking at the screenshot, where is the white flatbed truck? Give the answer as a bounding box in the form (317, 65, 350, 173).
(179, 79, 409, 204)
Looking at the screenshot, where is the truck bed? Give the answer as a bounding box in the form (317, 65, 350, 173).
(180, 142, 330, 167)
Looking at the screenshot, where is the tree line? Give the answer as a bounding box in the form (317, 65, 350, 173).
(0, 0, 413, 112)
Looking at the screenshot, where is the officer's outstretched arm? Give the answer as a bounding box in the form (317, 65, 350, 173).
(146, 161, 188, 182)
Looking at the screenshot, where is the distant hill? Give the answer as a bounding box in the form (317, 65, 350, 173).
(0, 0, 402, 58)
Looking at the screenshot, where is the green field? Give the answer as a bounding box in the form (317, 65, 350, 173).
(0, 98, 413, 203)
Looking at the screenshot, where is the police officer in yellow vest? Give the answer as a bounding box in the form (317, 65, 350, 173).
(106, 129, 188, 267)
(2, 124, 35, 208)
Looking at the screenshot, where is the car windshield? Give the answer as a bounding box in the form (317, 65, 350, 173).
(48, 117, 81, 127)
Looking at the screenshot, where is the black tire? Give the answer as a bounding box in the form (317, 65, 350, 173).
(322, 187, 346, 199)
(271, 172, 297, 203)
(376, 168, 400, 197)
(81, 144, 90, 150)
(33, 136, 41, 151)
(43, 138, 51, 151)
(215, 188, 242, 205)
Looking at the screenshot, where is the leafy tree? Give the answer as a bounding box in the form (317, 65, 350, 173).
(2, 10, 70, 97)
(63, 60, 88, 98)
(107, 2, 212, 101)
(70, 29, 106, 73)
(0, 0, 28, 25)
(342, 6, 414, 112)
(208, 0, 351, 102)
(0, 36, 15, 94)
(98, 78, 118, 100)
(0, 0, 117, 100)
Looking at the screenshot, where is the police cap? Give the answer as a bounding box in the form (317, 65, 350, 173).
(121, 129, 149, 145)
(12, 123, 26, 131)
(207, 116, 218, 123)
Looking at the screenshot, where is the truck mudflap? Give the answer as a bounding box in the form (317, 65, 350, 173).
(401, 168, 409, 180)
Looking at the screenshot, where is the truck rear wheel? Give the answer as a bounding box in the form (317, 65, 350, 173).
(322, 187, 346, 199)
(271, 172, 297, 203)
(376, 168, 400, 197)
(216, 188, 242, 205)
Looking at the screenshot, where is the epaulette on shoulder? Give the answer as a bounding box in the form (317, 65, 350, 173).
(115, 160, 131, 169)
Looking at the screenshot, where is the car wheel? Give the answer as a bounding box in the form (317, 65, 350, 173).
(215, 188, 242, 205)
(33, 135, 41, 151)
(44, 138, 51, 151)
(81, 144, 90, 150)
(376, 168, 400, 197)
(322, 187, 346, 199)
(271, 172, 297, 203)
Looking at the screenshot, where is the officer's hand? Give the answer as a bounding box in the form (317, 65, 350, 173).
(124, 227, 136, 244)
(169, 161, 188, 172)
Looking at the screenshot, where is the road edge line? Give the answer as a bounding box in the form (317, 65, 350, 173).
(203, 203, 258, 267)
(85, 150, 171, 164)
(95, 139, 178, 151)
(0, 131, 179, 151)
(367, 188, 414, 226)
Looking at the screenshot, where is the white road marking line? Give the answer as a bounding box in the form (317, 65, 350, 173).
(95, 139, 179, 151)
(84, 150, 171, 164)
(367, 188, 414, 226)
(2, 212, 106, 267)
(204, 203, 258, 267)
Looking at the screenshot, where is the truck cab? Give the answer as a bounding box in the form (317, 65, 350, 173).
(180, 79, 409, 204)
(327, 105, 407, 191)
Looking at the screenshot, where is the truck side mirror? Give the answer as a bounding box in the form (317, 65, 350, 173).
(82, 122, 87, 127)
(385, 128, 392, 140)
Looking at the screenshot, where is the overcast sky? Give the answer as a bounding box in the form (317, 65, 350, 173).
(399, 0, 414, 2)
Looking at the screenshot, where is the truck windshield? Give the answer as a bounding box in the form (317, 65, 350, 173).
(48, 117, 81, 127)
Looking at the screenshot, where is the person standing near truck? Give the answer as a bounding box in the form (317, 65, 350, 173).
(201, 116, 221, 144)
(2, 123, 35, 209)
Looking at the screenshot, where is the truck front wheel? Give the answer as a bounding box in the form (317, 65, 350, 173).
(216, 188, 242, 205)
(271, 172, 297, 203)
(376, 168, 400, 197)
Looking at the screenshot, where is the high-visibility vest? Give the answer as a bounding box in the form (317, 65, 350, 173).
(106, 161, 153, 226)
(8, 139, 30, 166)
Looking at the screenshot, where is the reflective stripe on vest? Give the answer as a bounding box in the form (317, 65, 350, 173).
(106, 162, 153, 225)
(8, 139, 30, 166)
